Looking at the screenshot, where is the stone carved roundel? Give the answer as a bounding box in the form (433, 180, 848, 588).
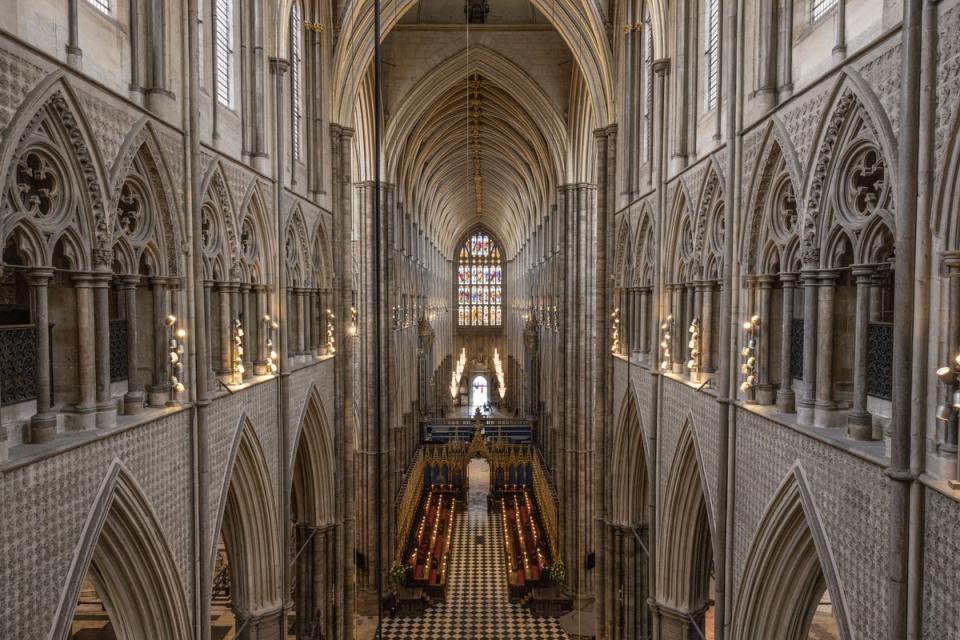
(240, 217, 258, 263)
(15, 148, 66, 225)
(200, 204, 221, 256)
(115, 179, 152, 244)
(768, 175, 797, 244)
(838, 141, 887, 227)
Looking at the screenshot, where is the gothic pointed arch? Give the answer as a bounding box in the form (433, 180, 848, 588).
(51, 461, 191, 640)
(799, 72, 897, 268)
(731, 466, 853, 640)
(609, 389, 649, 527)
(741, 120, 803, 275)
(109, 122, 183, 276)
(285, 203, 311, 287)
(655, 420, 715, 613)
(199, 161, 241, 277)
(212, 416, 283, 617)
(0, 75, 110, 268)
(290, 385, 337, 526)
(237, 181, 274, 285)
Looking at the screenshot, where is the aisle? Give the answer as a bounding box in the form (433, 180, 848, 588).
(381, 490, 566, 639)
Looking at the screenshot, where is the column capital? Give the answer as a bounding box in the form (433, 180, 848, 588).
(755, 274, 777, 287)
(252, 283, 271, 293)
(217, 280, 240, 293)
(26, 267, 55, 284)
(115, 274, 141, 288)
(817, 269, 840, 284)
(850, 264, 876, 280)
(779, 271, 799, 286)
(652, 58, 671, 75)
(269, 57, 290, 75)
(238, 282, 253, 293)
(941, 250, 960, 275)
(71, 272, 99, 287)
(149, 275, 179, 289)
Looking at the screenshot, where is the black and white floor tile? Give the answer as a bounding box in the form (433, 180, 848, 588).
(380, 488, 566, 639)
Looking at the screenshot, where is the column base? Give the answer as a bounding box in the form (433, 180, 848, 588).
(847, 410, 873, 440)
(776, 389, 796, 413)
(30, 412, 58, 444)
(96, 403, 118, 429)
(654, 601, 709, 640)
(234, 606, 285, 640)
(147, 385, 170, 407)
(64, 406, 97, 432)
(814, 402, 847, 428)
(124, 392, 145, 415)
(797, 399, 816, 426)
(756, 384, 776, 405)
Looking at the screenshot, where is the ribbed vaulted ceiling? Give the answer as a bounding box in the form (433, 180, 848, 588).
(383, 46, 567, 256)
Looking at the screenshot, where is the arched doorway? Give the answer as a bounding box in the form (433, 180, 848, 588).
(470, 375, 489, 413)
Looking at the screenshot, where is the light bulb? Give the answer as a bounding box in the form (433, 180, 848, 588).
(169, 352, 179, 364)
(751, 314, 761, 325)
(174, 382, 185, 393)
(937, 366, 955, 385)
(742, 347, 753, 357)
(743, 321, 753, 331)
(740, 381, 751, 392)
(747, 356, 756, 366)
(176, 329, 186, 338)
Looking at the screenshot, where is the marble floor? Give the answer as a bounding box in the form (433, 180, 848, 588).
(380, 461, 566, 639)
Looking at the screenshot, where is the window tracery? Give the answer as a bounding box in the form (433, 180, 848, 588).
(457, 230, 502, 327)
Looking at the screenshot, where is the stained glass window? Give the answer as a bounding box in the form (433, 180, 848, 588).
(457, 231, 502, 327)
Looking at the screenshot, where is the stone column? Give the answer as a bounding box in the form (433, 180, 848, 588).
(65, 274, 97, 431)
(814, 270, 840, 427)
(671, 284, 683, 372)
(118, 275, 144, 415)
(756, 275, 776, 404)
(240, 283, 253, 379)
(797, 269, 819, 425)
(253, 284, 268, 374)
(700, 282, 714, 373)
(776, 273, 798, 413)
(848, 266, 874, 439)
(92, 272, 116, 427)
(203, 280, 215, 385)
(148, 277, 170, 405)
(218, 282, 232, 374)
(639, 288, 650, 354)
(297, 287, 308, 357)
(28, 269, 56, 442)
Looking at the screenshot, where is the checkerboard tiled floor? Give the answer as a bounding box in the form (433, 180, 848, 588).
(380, 491, 567, 639)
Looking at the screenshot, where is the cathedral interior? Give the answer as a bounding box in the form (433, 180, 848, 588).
(0, 0, 958, 638)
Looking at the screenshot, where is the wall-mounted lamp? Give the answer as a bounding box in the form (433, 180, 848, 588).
(348, 305, 358, 336)
(739, 315, 761, 395)
(611, 307, 621, 354)
(686, 318, 702, 374)
(660, 314, 674, 372)
(326, 309, 336, 355)
(232, 318, 245, 384)
(164, 315, 186, 401)
(263, 315, 278, 374)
